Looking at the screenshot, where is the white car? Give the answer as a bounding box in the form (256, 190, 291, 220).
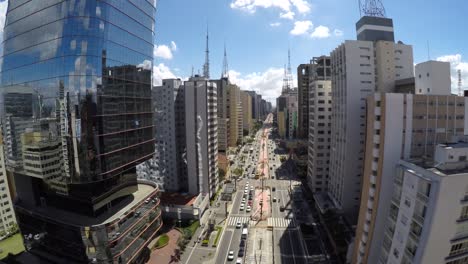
(242, 198, 246, 203)
(240, 205, 245, 211)
(246, 206, 251, 212)
(236, 257, 243, 264)
(228, 251, 234, 261)
(236, 222, 242, 229)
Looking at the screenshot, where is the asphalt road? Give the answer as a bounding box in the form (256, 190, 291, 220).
(216, 114, 311, 264)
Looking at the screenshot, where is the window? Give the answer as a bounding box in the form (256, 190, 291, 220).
(460, 156, 467, 162)
(460, 206, 468, 220)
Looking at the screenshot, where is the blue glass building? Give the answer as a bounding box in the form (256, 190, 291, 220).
(0, 1, 161, 263)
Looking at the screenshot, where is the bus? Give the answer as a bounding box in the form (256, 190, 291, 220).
(241, 228, 248, 239)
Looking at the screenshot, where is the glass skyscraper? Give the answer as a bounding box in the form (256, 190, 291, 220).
(0, 1, 161, 263)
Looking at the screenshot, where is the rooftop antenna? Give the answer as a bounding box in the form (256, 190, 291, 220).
(191, 65, 194, 77)
(360, 0, 386, 17)
(222, 42, 229, 79)
(459, 69, 463, 96)
(203, 24, 210, 79)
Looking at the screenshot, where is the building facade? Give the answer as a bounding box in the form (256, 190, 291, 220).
(380, 145, 468, 264)
(240, 91, 252, 135)
(227, 84, 243, 147)
(138, 79, 187, 192)
(307, 56, 332, 193)
(415, 61, 451, 95)
(328, 15, 414, 223)
(212, 78, 229, 153)
(0, 137, 17, 235)
(353, 93, 467, 264)
(297, 64, 310, 139)
(184, 76, 219, 198)
(0, 1, 161, 262)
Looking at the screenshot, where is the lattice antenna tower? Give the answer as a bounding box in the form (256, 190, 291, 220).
(281, 48, 293, 93)
(203, 25, 210, 79)
(359, 0, 386, 17)
(222, 43, 229, 79)
(459, 69, 463, 96)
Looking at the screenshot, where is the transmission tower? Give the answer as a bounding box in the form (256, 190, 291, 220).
(459, 69, 463, 96)
(222, 43, 229, 79)
(359, 0, 386, 17)
(203, 26, 210, 79)
(281, 49, 293, 94)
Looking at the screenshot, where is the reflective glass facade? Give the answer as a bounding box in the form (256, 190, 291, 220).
(0, 0, 159, 263)
(1, 0, 156, 213)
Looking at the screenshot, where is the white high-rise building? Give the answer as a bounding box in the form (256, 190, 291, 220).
(329, 15, 414, 223)
(185, 76, 219, 198)
(138, 79, 186, 192)
(379, 143, 468, 264)
(307, 56, 332, 193)
(0, 136, 17, 234)
(353, 92, 467, 264)
(415, 60, 451, 95)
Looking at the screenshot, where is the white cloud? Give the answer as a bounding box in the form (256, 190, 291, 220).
(154, 45, 173, 60)
(290, 0, 311, 13)
(311, 25, 330, 38)
(153, 63, 177, 86)
(170, 41, 177, 51)
(228, 67, 296, 104)
(333, 29, 343, 37)
(437, 54, 468, 93)
(230, 0, 291, 13)
(290, 20, 312, 36)
(270, 22, 281, 27)
(280, 11, 295, 20)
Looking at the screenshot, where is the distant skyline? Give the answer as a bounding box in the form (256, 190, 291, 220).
(0, 0, 467, 104)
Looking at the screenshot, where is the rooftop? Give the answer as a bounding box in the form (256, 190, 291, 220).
(16, 183, 156, 227)
(159, 192, 197, 207)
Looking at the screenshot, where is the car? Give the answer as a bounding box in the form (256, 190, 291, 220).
(242, 198, 246, 203)
(272, 187, 276, 192)
(134, 211, 141, 217)
(240, 205, 244, 211)
(250, 186, 254, 191)
(236, 257, 243, 264)
(238, 249, 245, 257)
(145, 198, 150, 204)
(228, 251, 235, 261)
(246, 206, 251, 212)
(236, 222, 242, 229)
(248, 200, 252, 206)
(239, 239, 245, 247)
(279, 206, 285, 212)
(273, 197, 277, 202)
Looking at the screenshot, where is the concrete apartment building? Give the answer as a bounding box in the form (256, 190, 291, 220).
(415, 60, 451, 95)
(213, 78, 229, 153)
(0, 137, 17, 235)
(227, 84, 243, 147)
(185, 76, 219, 198)
(138, 79, 187, 192)
(298, 64, 310, 139)
(307, 56, 332, 193)
(378, 143, 468, 264)
(287, 88, 298, 139)
(277, 96, 287, 138)
(353, 92, 467, 264)
(240, 91, 253, 135)
(328, 15, 414, 223)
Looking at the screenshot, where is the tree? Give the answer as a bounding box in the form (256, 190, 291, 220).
(218, 170, 226, 182)
(232, 167, 243, 177)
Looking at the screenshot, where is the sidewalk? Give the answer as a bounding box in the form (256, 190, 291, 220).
(147, 229, 182, 264)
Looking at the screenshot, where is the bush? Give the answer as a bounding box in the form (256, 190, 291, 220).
(212, 226, 223, 247)
(155, 234, 169, 248)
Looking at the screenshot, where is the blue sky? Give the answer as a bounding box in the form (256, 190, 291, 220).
(0, 0, 467, 103)
(153, 0, 468, 103)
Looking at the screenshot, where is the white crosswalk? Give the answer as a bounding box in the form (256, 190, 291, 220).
(267, 217, 296, 228)
(227, 216, 253, 226)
